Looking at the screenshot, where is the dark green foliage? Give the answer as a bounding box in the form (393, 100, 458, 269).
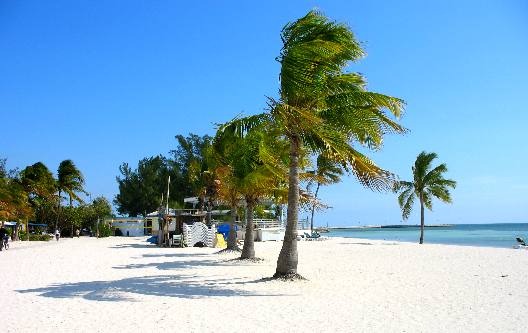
(19, 162, 57, 228)
(1, 158, 110, 238)
(58, 197, 113, 234)
(18, 231, 53, 241)
(114, 155, 183, 216)
(98, 223, 112, 237)
(114, 133, 213, 217)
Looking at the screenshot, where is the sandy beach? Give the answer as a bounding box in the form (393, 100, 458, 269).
(1, 236, 527, 333)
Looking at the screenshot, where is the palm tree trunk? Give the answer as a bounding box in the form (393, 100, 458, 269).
(157, 219, 164, 246)
(70, 195, 74, 238)
(25, 218, 29, 241)
(241, 200, 256, 259)
(310, 182, 320, 233)
(226, 204, 239, 251)
(14, 222, 19, 241)
(275, 136, 300, 278)
(55, 189, 61, 231)
(419, 197, 425, 244)
(206, 200, 212, 225)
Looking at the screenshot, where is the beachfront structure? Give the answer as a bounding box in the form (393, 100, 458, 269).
(237, 218, 311, 242)
(105, 218, 146, 237)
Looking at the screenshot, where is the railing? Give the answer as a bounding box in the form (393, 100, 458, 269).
(298, 218, 310, 230)
(254, 219, 284, 229)
(234, 218, 310, 230)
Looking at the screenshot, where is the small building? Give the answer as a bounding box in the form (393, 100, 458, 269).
(105, 218, 146, 237)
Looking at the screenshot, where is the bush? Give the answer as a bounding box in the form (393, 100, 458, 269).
(98, 223, 112, 238)
(18, 231, 53, 241)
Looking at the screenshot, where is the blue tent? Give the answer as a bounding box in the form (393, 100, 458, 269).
(217, 223, 238, 240)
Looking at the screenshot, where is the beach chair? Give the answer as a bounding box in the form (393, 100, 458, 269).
(172, 234, 184, 248)
(304, 232, 321, 240)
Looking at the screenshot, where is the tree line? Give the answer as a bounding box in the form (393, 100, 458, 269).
(0, 158, 112, 239)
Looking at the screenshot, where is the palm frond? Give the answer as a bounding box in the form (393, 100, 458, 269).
(401, 192, 415, 220)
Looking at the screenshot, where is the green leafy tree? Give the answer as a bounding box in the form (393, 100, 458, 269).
(20, 162, 57, 238)
(172, 134, 214, 208)
(0, 161, 32, 239)
(115, 156, 182, 216)
(225, 11, 406, 278)
(173, 134, 217, 223)
(394, 151, 456, 244)
(115, 134, 216, 218)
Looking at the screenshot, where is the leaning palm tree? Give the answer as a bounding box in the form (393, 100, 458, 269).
(57, 160, 86, 234)
(223, 10, 406, 278)
(394, 151, 456, 244)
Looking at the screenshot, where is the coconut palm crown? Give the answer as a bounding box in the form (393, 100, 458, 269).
(394, 151, 456, 244)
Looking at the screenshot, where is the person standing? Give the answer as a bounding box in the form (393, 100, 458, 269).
(0, 225, 8, 251)
(55, 229, 60, 241)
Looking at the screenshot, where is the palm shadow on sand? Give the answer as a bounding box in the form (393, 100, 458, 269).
(17, 274, 285, 301)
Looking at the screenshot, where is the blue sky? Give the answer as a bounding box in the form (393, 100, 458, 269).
(1, 1, 527, 225)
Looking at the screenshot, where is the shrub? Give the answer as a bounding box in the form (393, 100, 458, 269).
(18, 231, 53, 241)
(98, 223, 112, 238)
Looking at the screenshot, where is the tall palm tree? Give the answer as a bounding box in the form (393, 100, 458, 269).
(57, 160, 86, 234)
(394, 151, 456, 244)
(224, 10, 406, 278)
(307, 154, 343, 232)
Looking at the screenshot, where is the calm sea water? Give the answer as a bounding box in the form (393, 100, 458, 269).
(326, 223, 528, 248)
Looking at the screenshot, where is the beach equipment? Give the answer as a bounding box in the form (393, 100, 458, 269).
(217, 223, 238, 241)
(514, 237, 527, 249)
(182, 222, 216, 247)
(215, 233, 226, 248)
(304, 232, 321, 239)
(171, 234, 183, 247)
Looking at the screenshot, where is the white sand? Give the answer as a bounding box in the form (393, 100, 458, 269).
(1, 236, 527, 333)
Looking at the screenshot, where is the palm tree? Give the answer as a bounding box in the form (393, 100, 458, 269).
(214, 165, 242, 251)
(57, 160, 86, 235)
(214, 124, 287, 258)
(224, 10, 406, 278)
(307, 154, 343, 232)
(394, 151, 456, 244)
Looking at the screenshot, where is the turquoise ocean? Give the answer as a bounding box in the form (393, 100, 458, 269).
(326, 223, 528, 248)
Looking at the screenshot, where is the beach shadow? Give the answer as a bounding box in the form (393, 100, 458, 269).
(17, 274, 284, 301)
(141, 252, 213, 258)
(113, 256, 261, 271)
(338, 242, 374, 246)
(109, 243, 157, 249)
(113, 259, 224, 270)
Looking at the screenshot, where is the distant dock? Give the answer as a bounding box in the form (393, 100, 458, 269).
(328, 224, 454, 230)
